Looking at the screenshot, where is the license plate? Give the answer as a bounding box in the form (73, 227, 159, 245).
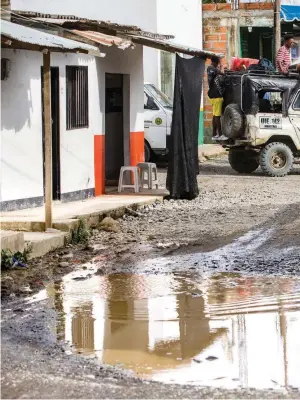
(259, 116, 282, 129)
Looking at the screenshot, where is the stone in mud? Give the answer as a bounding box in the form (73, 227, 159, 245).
(72, 275, 91, 281)
(59, 262, 69, 268)
(99, 217, 121, 233)
(19, 285, 32, 294)
(61, 253, 73, 260)
(206, 356, 218, 361)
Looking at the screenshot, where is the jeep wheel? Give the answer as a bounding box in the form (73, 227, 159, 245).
(228, 149, 259, 174)
(144, 141, 151, 162)
(222, 104, 244, 138)
(259, 142, 294, 177)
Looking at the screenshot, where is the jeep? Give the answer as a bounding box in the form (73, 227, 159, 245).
(217, 71, 300, 177)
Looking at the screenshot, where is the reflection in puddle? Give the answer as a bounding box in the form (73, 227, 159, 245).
(48, 272, 300, 389)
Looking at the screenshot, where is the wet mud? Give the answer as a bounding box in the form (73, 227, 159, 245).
(2, 159, 300, 398)
(44, 270, 300, 389)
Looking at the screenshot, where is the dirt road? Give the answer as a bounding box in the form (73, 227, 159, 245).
(2, 157, 300, 398)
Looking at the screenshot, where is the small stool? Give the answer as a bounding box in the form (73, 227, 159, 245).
(118, 166, 140, 193)
(137, 162, 159, 190)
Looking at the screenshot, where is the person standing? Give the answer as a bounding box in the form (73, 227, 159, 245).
(207, 56, 225, 140)
(276, 34, 295, 73)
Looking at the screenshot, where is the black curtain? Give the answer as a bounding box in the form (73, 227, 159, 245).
(167, 55, 205, 200)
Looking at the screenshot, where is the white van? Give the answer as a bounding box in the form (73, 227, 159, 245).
(144, 83, 173, 161)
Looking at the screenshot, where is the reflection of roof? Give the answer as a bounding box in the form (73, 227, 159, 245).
(1, 19, 101, 55)
(152, 328, 227, 360)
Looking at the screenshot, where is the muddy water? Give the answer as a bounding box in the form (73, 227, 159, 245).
(47, 270, 300, 389)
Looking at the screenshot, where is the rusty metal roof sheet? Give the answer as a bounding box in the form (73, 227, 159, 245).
(127, 34, 221, 59)
(1, 19, 103, 55)
(71, 30, 133, 50)
(12, 11, 174, 40)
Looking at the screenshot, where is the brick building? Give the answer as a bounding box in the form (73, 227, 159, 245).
(202, 1, 300, 141)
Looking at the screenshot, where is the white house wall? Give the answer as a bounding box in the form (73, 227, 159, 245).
(1, 49, 44, 207)
(143, 0, 203, 92)
(52, 53, 99, 199)
(11, 0, 158, 32)
(96, 44, 145, 174)
(1, 50, 101, 209)
(1, 44, 145, 210)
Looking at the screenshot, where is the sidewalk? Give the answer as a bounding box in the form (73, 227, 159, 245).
(1, 194, 164, 232)
(198, 144, 226, 162)
(1, 194, 164, 259)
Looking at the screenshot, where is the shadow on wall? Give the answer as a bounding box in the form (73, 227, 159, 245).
(1, 49, 44, 205)
(1, 50, 40, 133)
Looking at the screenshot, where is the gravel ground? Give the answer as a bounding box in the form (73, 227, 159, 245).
(1, 156, 300, 399)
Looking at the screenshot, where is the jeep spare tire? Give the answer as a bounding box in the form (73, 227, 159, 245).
(228, 149, 259, 174)
(259, 142, 293, 177)
(222, 104, 244, 138)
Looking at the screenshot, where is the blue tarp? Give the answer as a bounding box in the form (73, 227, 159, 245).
(280, 5, 300, 22)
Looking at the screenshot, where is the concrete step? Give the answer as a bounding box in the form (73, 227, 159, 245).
(24, 231, 68, 259)
(0, 230, 25, 253)
(0, 219, 79, 233)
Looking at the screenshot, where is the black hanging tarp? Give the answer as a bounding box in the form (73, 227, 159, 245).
(167, 54, 205, 200)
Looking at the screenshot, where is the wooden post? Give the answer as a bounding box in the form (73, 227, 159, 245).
(274, 0, 281, 59)
(42, 50, 52, 230)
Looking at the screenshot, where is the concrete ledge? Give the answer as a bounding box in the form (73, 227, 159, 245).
(1, 197, 163, 233)
(198, 144, 226, 162)
(24, 232, 67, 259)
(0, 230, 24, 253)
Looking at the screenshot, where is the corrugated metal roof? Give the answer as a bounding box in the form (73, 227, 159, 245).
(281, 5, 300, 22)
(71, 30, 133, 50)
(12, 10, 174, 40)
(1, 19, 103, 55)
(127, 35, 221, 59)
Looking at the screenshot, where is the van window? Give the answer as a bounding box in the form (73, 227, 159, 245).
(258, 91, 282, 114)
(145, 84, 173, 109)
(293, 92, 300, 110)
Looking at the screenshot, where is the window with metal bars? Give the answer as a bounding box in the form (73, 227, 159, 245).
(66, 66, 89, 130)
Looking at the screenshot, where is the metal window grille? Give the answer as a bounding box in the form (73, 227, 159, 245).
(66, 66, 89, 130)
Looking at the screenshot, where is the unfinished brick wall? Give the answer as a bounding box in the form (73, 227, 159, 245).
(203, 19, 228, 142)
(202, 2, 274, 142)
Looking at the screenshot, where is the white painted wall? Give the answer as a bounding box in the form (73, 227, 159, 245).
(1, 49, 44, 203)
(97, 45, 144, 135)
(11, 0, 159, 33)
(157, 0, 202, 48)
(51, 53, 100, 195)
(143, 0, 203, 90)
(1, 44, 144, 205)
(1, 49, 101, 203)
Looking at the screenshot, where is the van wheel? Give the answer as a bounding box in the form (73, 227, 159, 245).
(259, 142, 294, 177)
(144, 141, 151, 162)
(228, 149, 259, 173)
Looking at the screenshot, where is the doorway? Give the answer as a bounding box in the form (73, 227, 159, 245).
(41, 66, 61, 200)
(240, 27, 273, 61)
(105, 73, 124, 185)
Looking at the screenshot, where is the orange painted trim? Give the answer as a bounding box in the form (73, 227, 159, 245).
(130, 131, 144, 166)
(94, 134, 105, 196)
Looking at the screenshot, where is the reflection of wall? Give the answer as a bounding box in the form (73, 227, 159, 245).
(71, 303, 95, 354)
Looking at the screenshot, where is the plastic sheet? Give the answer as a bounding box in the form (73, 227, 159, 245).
(166, 55, 205, 200)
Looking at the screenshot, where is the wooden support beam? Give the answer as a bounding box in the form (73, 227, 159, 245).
(42, 50, 52, 230)
(274, 0, 281, 59)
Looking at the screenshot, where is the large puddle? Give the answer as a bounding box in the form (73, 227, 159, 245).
(43, 270, 300, 389)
